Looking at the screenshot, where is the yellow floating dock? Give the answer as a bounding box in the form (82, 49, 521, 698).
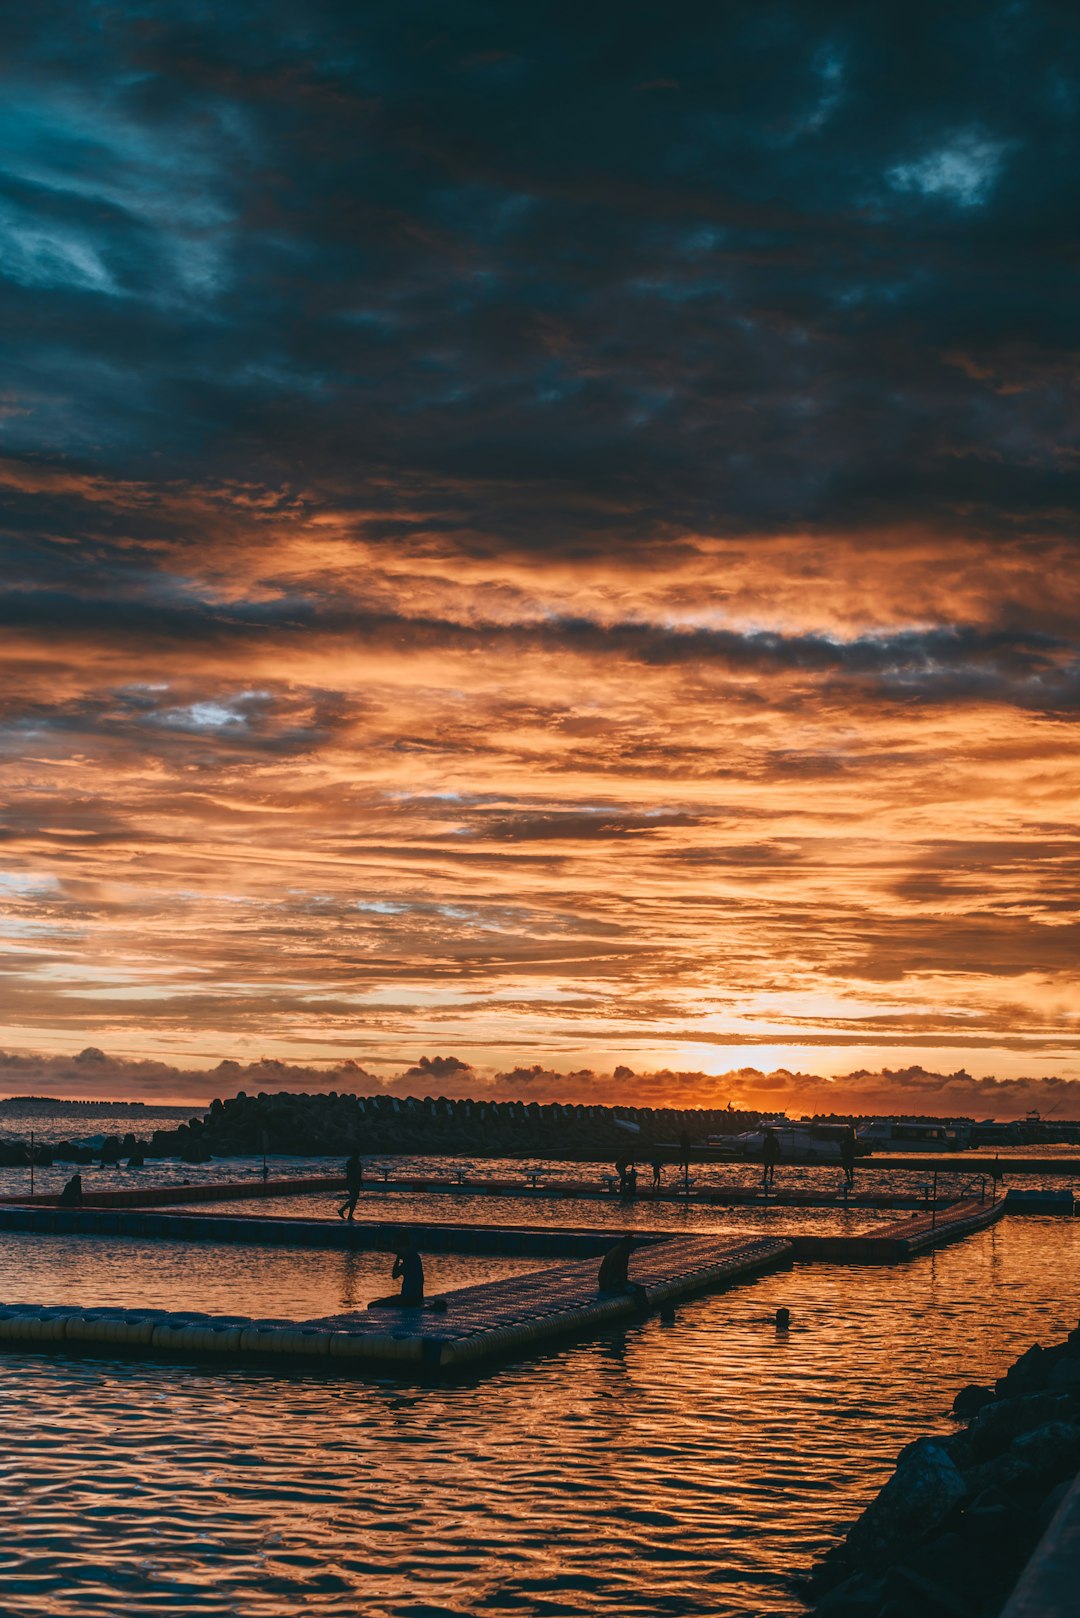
(0, 1233, 790, 1376)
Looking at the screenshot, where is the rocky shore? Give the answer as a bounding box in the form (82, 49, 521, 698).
(0, 1089, 755, 1167)
(806, 1325, 1080, 1617)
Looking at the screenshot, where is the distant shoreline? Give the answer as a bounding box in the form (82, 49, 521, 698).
(0, 1097, 195, 1113)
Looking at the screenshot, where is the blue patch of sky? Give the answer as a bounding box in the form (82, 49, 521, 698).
(153, 692, 269, 732)
(0, 195, 118, 294)
(887, 131, 1013, 208)
(0, 870, 61, 896)
(0, 88, 241, 303)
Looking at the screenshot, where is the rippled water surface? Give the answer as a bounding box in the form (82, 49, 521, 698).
(1, 1218, 1079, 1617)
(0, 1145, 1070, 1206)
(0, 1234, 538, 1317)
(200, 1189, 902, 1236)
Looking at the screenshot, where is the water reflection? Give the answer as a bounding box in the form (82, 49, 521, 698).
(0, 1218, 1076, 1616)
(0, 1233, 539, 1317)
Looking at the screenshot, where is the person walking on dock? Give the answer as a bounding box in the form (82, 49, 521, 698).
(392, 1246, 425, 1305)
(337, 1149, 363, 1221)
(650, 1153, 663, 1190)
(762, 1128, 781, 1192)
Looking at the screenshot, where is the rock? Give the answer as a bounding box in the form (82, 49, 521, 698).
(965, 1447, 1039, 1502)
(1047, 1355, 1080, 1391)
(959, 1495, 1014, 1543)
(995, 1343, 1049, 1398)
(952, 1384, 994, 1419)
(882, 1564, 976, 1617)
(812, 1570, 887, 1617)
(968, 1392, 1072, 1460)
(940, 1432, 976, 1471)
(808, 1542, 856, 1597)
(844, 1439, 968, 1567)
(1009, 1419, 1080, 1492)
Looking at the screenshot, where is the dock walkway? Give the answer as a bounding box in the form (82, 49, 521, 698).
(0, 1172, 995, 1214)
(0, 1233, 791, 1375)
(791, 1196, 1005, 1261)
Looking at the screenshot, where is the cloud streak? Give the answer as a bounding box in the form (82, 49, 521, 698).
(0, 3, 1078, 1103)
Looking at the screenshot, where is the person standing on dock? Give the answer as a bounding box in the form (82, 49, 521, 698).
(762, 1128, 781, 1192)
(840, 1127, 857, 1192)
(650, 1153, 663, 1190)
(337, 1149, 364, 1221)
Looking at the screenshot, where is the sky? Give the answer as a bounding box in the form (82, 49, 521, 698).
(1, 2, 1079, 1113)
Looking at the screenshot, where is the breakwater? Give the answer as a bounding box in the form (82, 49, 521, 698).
(189, 1091, 755, 1159)
(0, 1090, 756, 1167)
(806, 1324, 1080, 1617)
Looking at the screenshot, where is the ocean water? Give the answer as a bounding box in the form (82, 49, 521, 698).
(0, 1105, 193, 1145)
(0, 1217, 1077, 1617)
(198, 1189, 903, 1236)
(0, 1148, 1033, 1208)
(0, 1232, 540, 1318)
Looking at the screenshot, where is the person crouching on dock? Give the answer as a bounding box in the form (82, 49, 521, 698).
(392, 1246, 425, 1305)
(597, 1234, 646, 1304)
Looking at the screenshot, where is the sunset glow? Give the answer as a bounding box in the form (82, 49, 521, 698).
(2, 8, 1078, 1112)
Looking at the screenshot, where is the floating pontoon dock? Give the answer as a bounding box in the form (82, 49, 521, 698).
(0, 1232, 791, 1374)
(791, 1197, 1006, 1261)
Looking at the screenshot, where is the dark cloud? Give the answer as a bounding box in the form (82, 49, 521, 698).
(470, 810, 699, 841)
(1, 1, 1079, 559)
(1, 587, 1077, 716)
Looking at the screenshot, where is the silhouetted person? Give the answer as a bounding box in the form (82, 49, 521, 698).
(597, 1234, 645, 1302)
(678, 1130, 691, 1174)
(615, 1154, 632, 1194)
(775, 1306, 791, 1331)
(337, 1150, 363, 1220)
(392, 1247, 424, 1304)
(762, 1128, 781, 1191)
(58, 1173, 83, 1207)
(840, 1127, 856, 1191)
(651, 1154, 663, 1190)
